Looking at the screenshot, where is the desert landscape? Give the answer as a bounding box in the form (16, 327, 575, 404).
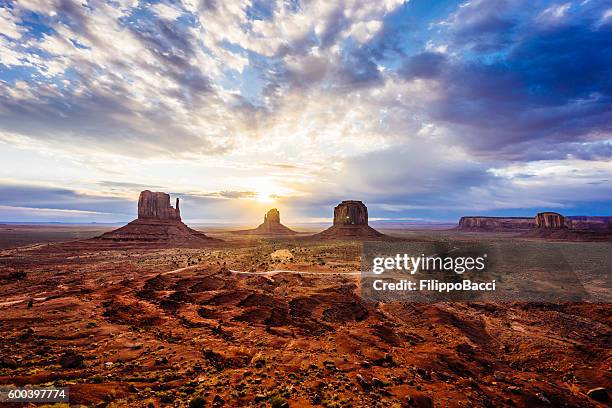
(2, 1, 611, 406)
(1, 192, 610, 407)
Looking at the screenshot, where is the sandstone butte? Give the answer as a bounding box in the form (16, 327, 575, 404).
(535, 212, 565, 229)
(234, 208, 297, 235)
(313, 200, 386, 239)
(97, 190, 217, 245)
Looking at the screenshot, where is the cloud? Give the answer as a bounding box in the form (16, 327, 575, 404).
(192, 191, 258, 199)
(152, 3, 183, 20)
(0, 1, 241, 157)
(0, 182, 269, 223)
(0, 7, 22, 39)
(0, 0, 610, 221)
(96, 181, 166, 191)
(0, 182, 134, 221)
(398, 51, 447, 79)
(412, 0, 612, 161)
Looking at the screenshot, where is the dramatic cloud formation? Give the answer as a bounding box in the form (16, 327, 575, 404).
(0, 0, 610, 222)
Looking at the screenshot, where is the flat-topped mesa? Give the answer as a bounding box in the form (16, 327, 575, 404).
(565, 216, 612, 231)
(313, 200, 386, 239)
(455, 212, 611, 241)
(333, 200, 368, 225)
(138, 190, 181, 221)
(457, 216, 535, 231)
(535, 212, 565, 229)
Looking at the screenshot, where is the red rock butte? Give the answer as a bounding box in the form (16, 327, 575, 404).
(313, 200, 385, 239)
(138, 190, 181, 220)
(535, 212, 565, 229)
(97, 190, 216, 245)
(234, 208, 297, 235)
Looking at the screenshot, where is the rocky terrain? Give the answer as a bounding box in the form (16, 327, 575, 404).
(313, 201, 386, 239)
(97, 191, 217, 247)
(234, 209, 298, 236)
(0, 195, 610, 407)
(523, 228, 612, 242)
(0, 233, 610, 407)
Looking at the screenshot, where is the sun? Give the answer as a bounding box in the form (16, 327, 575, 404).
(257, 189, 275, 203)
(249, 179, 298, 203)
(252, 180, 277, 203)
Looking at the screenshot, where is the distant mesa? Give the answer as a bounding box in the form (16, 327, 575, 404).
(313, 200, 386, 239)
(233, 208, 297, 235)
(526, 212, 612, 241)
(457, 216, 535, 231)
(568, 216, 612, 231)
(457, 210, 612, 241)
(97, 190, 217, 246)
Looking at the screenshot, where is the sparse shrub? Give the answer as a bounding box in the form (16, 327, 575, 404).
(270, 395, 289, 408)
(159, 392, 175, 403)
(90, 374, 104, 383)
(189, 395, 206, 408)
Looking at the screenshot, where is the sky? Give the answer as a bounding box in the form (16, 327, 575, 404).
(0, 0, 611, 224)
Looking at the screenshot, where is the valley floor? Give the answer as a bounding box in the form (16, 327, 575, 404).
(0, 229, 610, 407)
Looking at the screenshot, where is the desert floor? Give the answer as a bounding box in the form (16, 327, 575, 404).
(0, 225, 610, 407)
